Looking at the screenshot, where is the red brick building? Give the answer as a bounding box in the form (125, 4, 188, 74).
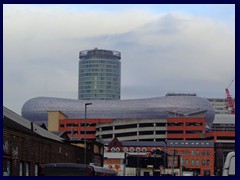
(167, 140, 214, 176)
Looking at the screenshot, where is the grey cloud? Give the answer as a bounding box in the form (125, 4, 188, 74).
(4, 10, 234, 114)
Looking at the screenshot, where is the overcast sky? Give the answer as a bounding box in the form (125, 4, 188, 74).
(3, 4, 235, 114)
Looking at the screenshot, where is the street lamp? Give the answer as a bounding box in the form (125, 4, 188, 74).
(84, 102, 92, 176)
(163, 140, 167, 175)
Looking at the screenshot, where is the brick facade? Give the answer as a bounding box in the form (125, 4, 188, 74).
(3, 114, 103, 176)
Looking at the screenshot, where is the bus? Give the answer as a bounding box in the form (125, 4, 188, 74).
(222, 151, 235, 176)
(39, 163, 117, 176)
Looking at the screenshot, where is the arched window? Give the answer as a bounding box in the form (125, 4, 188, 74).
(129, 147, 134, 152)
(142, 148, 147, 153)
(136, 148, 140, 153)
(111, 147, 116, 152)
(116, 147, 120, 152)
(123, 147, 128, 152)
(104, 147, 108, 152)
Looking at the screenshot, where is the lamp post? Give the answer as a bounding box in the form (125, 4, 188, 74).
(84, 103, 92, 176)
(163, 142, 167, 175)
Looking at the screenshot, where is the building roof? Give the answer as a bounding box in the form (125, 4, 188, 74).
(167, 140, 214, 148)
(21, 96, 215, 128)
(3, 106, 64, 142)
(213, 114, 235, 124)
(104, 141, 166, 147)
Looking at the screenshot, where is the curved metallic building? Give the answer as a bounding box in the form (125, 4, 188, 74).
(78, 48, 121, 100)
(21, 95, 215, 129)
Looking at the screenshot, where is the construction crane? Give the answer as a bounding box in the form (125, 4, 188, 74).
(225, 79, 235, 114)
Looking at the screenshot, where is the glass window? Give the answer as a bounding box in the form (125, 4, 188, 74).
(34, 164, 38, 176)
(136, 148, 140, 153)
(196, 160, 200, 166)
(26, 162, 29, 176)
(19, 162, 23, 176)
(206, 160, 210, 166)
(202, 160, 205, 166)
(185, 159, 188, 166)
(191, 150, 195, 156)
(191, 160, 195, 166)
(202, 150, 205, 156)
(206, 150, 210, 156)
(174, 150, 178, 155)
(185, 150, 188, 155)
(196, 150, 200, 156)
(6, 160, 11, 176)
(181, 150, 184, 155)
(142, 148, 146, 153)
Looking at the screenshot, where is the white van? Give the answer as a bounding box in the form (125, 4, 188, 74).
(222, 151, 235, 176)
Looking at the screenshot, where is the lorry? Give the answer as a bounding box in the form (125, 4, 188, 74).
(222, 151, 235, 176)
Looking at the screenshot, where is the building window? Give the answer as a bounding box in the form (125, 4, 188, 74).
(206, 160, 210, 166)
(104, 147, 108, 152)
(185, 150, 188, 156)
(26, 162, 30, 176)
(19, 162, 23, 176)
(181, 150, 184, 156)
(111, 147, 115, 152)
(191, 150, 195, 156)
(202, 160, 205, 166)
(35, 164, 38, 176)
(5, 160, 11, 176)
(185, 159, 188, 166)
(174, 150, 178, 155)
(206, 150, 210, 156)
(196, 150, 200, 156)
(142, 148, 147, 153)
(123, 147, 128, 152)
(191, 160, 195, 166)
(196, 160, 200, 166)
(129, 147, 134, 152)
(202, 150, 205, 156)
(136, 148, 140, 153)
(116, 147, 120, 152)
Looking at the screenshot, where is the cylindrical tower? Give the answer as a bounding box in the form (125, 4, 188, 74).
(78, 48, 121, 100)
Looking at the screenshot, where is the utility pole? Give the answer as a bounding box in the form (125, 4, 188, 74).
(84, 103, 92, 176)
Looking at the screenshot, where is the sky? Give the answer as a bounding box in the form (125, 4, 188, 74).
(3, 4, 235, 114)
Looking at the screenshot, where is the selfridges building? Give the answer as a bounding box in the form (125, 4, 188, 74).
(21, 94, 215, 128)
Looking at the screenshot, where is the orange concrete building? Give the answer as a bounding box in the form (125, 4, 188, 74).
(47, 111, 112, 140)
(59, 118, 113, 139)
